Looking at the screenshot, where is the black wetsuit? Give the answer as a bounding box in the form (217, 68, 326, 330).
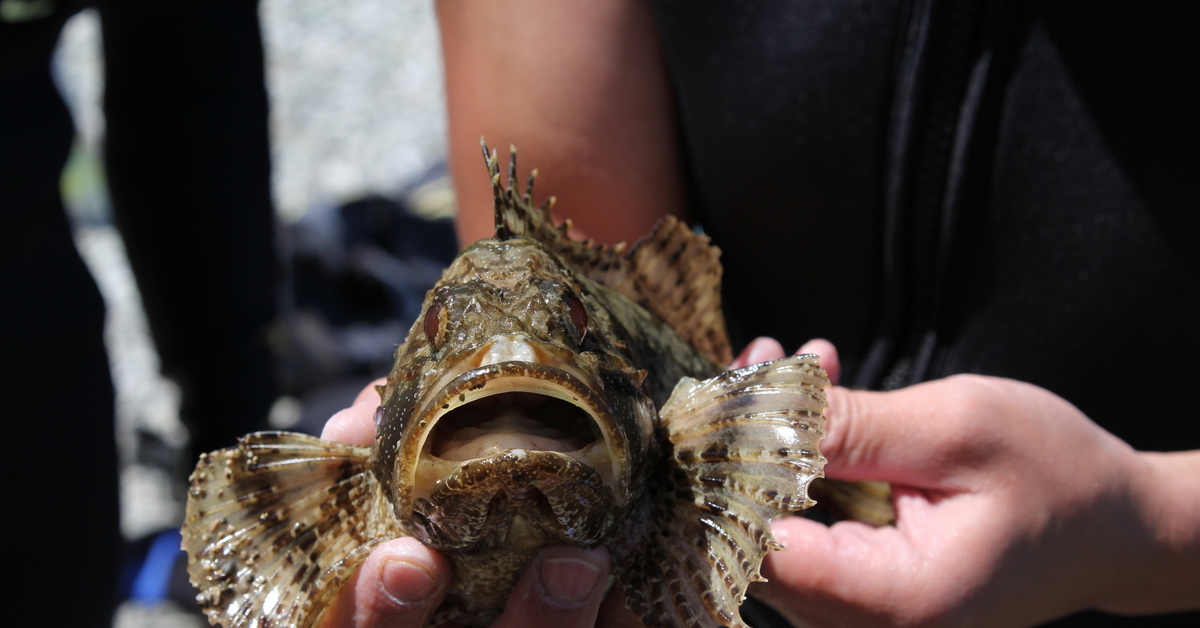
(648, 1, 1198, 625)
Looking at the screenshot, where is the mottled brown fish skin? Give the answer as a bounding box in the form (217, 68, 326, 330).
(182, 142, 834, 628)
(368, 232, 692, 620)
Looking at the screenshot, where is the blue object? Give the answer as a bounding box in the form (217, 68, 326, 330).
(130, 528, 183, 603)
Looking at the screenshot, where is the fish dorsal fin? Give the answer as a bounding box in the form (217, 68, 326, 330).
(486, 139, 559, 242)
(483, 139, 732, 365)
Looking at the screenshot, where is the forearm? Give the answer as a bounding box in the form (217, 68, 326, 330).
(436, 0, 686, 247)
(1105, 449, 1200, 614)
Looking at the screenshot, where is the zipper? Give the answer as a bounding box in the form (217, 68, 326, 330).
(857, 0, 1004, 390)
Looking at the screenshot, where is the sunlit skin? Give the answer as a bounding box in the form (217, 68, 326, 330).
(439, 0, 684, 249)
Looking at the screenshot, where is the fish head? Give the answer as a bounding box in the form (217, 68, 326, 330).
(373, 235, 656, 550)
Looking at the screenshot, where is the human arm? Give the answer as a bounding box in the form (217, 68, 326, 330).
(437, 0, 686, 247)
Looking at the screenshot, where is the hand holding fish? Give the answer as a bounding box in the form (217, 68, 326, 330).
(182, 146, 838, 627)
(258, 334, 1199, 628)
(315, 384, 633, 628)
(181, 143, 1195, 626)
(737, 338, 1200, 627)
(312, 338, 831, 628)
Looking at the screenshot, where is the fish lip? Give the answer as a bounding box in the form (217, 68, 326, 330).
(406, 360, 628, 508)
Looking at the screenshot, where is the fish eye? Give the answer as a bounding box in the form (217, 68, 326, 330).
(564, 293, 588, 345)
(424, 301, 445, 348)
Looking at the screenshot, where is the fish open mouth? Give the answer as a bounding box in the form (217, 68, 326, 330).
(430, 392, 601, 460)
(410, 361, 625, 501)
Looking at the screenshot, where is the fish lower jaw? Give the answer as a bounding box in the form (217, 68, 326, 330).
(413, 440, 613, 500)
(408, 447, 620, 551)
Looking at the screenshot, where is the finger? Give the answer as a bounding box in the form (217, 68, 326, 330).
(322, 537, 451, 628)
(355, 377, 388, 405)
(322, 378, 387, 445)
(730, 337, 786, 369)
(822, 380, 998, 487)
(795, 337, 840, 386)
(753, 516, 919, 626)
(490, 546, 609, 628)
(321, 397, 379, 445)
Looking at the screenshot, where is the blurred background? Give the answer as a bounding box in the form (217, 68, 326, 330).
(51, 3, 452, 625)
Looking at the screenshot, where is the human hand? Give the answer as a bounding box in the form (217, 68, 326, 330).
(317, 381, 625, 628)
(735, 337, 1200, 627)
(316, 340, 1198, 627)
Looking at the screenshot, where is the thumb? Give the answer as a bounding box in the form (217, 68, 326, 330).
(321, 537, 451, 627)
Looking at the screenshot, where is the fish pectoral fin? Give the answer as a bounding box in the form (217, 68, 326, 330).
(609, 355, 828, 628)
(182, 431, 401, 628)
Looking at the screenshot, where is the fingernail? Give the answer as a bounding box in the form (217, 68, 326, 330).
(747, 338, 784, 365)
(381, 558, 438, 605)
(540, 557, 603, 606)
